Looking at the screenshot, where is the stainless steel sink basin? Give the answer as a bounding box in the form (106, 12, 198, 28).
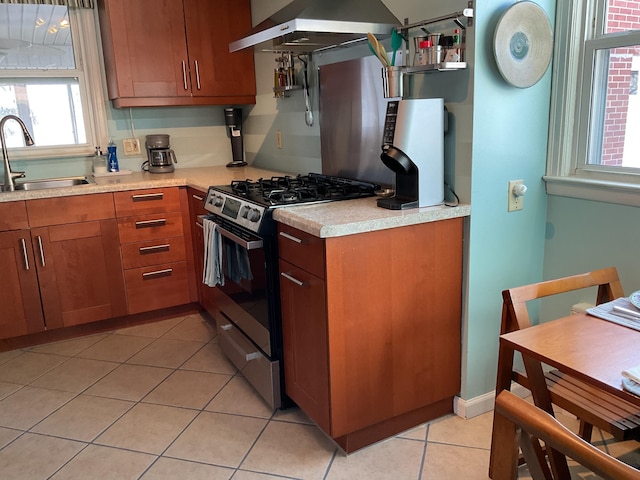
(13, 176, 91, 191)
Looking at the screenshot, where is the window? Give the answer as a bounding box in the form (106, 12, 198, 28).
(0, 3, 107, 159)
(546, 0, 640, 205)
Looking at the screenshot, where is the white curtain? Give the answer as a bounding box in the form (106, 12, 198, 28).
(0, 0, 94, 8)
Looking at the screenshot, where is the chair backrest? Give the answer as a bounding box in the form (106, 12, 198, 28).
(501, 267, 624, 335)
(493, 390, 640, 480)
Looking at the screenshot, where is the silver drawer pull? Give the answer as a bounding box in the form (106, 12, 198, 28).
(132, 193, 164, 202)
(20, 238, 29, 270)
(192, 194, 204, 201)
(135, 218, 166, 228)
(195, 60, 201, 90)
(139, 244, 170, 254)
(36, 235, 46, 267)
(281, 272, 304, 287)
(279, 231, 303, 243)
(142, 268, 173, 279)
(182, 60, 188, 90)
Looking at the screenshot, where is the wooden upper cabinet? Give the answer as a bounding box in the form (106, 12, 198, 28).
(97, 0, 256, 108)
(183, 0, 256, 99)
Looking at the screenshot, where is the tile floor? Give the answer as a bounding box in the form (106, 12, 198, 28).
(0, 312, 637, 480)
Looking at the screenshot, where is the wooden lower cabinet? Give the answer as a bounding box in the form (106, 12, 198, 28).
(278, 218, 464, 452)
(0, 230, 45, 339)
(115, 187, 196, 314)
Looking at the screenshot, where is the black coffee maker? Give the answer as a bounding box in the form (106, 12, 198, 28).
(224, 107, 247, 167)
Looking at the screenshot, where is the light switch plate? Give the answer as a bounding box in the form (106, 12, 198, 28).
(123, 138, 141, 155)
(508, 179, 524, 212)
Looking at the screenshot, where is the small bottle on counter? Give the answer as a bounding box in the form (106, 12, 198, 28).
(418, 40, 432, 66)
(92, 146, 107, 175)
(107, 139, 119, 172)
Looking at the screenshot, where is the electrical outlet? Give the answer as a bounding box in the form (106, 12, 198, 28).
(508, 179, 525, 212)
(276, 130, 283, 149)
(123, 138, 141, 155)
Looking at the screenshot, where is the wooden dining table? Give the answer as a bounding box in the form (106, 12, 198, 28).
(490, 312, 640, 479)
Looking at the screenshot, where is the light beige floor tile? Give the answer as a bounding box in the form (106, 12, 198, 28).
(422, 443, 491, 479)
(327, 437, 424, 480)
(0, 349, 22, 366)
(205, 376, 274, 418)
(113, 317, 185, 338)
(140, 457, 234, 480)
(161, 314, 217, 342)
(166, 411, 267, 468)
(599, 438, 640, 468)
(180, 342, 237, 374)
(32, 394, 133, 442)
(30, 357, 118, 393)
(241, 420, 336, 480)
(0, 351, 66, 384)
(126, 338, 204, 369)
(397, 424, 427, 441)
(0, 386, 75, 430)
(272, 405, 314, 425)
(50, 444, 155, 480)
(233, 471, 293, 480)
(0, 381, 21, 400)
(28, 334, 108, 357)
(0, 432, 85, 480)
(0, 427, 20, 448)
(427, 411, 494, 449)
(95, 403, 197, 455)
(84, 364, 172, 401)
(143, 370, 231, 409)
(76, 334, 153, 362)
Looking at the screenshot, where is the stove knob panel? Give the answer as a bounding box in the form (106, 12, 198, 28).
(214, 195, 224, 207)
(240, 205, 251, 218)
(247, 208, 261, 222)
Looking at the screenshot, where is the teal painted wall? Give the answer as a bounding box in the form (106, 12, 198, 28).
(463, 0, 554, 399)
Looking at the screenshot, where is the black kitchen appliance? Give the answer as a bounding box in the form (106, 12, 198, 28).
(224, 107, 247, 168)
(143, 134, 177, 173)
(378, 98, 445, 210)
(202, 173, 378, 408)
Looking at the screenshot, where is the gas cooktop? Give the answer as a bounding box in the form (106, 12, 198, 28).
(218, 173, 379, 207)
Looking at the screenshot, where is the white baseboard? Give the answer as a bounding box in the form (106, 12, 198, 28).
(453, 384, 531, 419)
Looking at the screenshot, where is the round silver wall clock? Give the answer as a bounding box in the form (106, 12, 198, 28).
(493, 1, 553, 88)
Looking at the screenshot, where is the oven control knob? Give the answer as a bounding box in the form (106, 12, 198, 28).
(247, 208, 261, 222)
(240, 205, 251, 218)
(214, 195, 224, 207)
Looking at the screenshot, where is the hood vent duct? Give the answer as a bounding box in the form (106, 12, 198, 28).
(229, 0, 401, 54)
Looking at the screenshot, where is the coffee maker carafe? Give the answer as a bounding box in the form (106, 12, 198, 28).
(143, 134, 177, 173)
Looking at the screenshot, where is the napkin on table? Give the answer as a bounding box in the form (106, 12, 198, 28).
(622, 365, 640, 395)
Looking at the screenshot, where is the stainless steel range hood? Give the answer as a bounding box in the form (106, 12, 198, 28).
(229, 0, 401, 54)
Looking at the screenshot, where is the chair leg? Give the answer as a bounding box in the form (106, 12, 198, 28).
(578, 420, 593, 442)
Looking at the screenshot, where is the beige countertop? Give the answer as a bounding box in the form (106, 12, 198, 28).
(0, 166, 470, 237)
(273, 197, 470, 238)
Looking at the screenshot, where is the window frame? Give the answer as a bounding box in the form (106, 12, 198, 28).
(0, 6, 108, 160)
(545, 0, 640, 206)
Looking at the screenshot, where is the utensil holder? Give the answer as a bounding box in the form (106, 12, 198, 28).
(382, 66, 403, 98)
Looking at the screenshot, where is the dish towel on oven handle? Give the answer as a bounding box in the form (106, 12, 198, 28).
(202, 218, 224, 287)
(224, 239, 253, 283)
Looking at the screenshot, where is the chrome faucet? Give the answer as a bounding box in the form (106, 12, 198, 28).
(1, 115, 34, 192)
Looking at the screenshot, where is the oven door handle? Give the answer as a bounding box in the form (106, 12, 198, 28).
(198, 215, 263, 250)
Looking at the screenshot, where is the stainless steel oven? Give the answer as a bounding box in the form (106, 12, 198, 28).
(201, 174, 378, 410)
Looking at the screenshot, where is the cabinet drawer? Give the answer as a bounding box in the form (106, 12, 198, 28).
(121, 236, 187, 269)
(189, 189, 208, 217)
(124, 261, 191, 314)
(277, 224, 325, 279)
(118, 211, 184, 243)
(27, 193, 115, 227)
(0, 201, 28, 231)
(114, 188, 181, 217)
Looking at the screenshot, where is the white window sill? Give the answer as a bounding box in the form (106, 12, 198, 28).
(543, 175, 640, 206)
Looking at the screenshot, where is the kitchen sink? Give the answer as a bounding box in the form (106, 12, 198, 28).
(13, 176, 92, 191)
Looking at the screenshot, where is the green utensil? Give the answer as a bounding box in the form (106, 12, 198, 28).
(391, 28, 403, 66)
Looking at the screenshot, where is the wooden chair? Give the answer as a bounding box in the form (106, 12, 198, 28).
(492, 390, 640, 480)
(497, 267, 640, 442)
